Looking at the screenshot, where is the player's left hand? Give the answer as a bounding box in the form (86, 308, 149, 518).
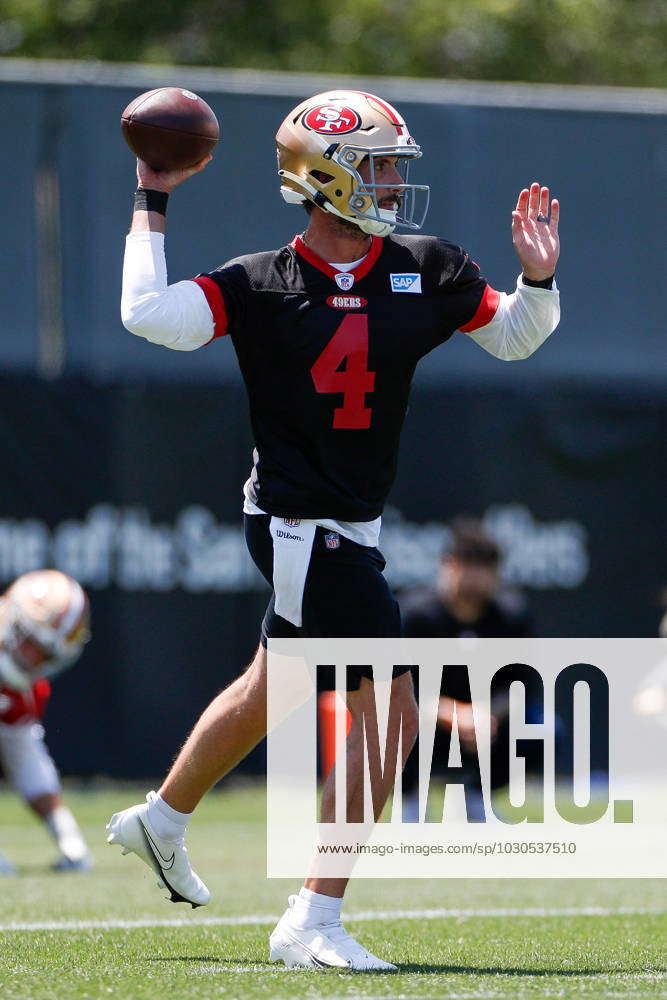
(512, 182, 560, 281)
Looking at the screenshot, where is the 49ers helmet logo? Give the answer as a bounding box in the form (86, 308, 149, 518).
(303, 104, 361, 135)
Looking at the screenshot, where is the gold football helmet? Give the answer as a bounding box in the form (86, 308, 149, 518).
(0, 571, 90, 691)
(276, 90, 429, 236)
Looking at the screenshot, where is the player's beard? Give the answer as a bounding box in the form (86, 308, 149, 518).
(328, 214, 371, 243)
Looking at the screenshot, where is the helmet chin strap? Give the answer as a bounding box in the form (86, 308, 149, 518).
(355, 210, 397, 237)
(324, 200, 395, 237)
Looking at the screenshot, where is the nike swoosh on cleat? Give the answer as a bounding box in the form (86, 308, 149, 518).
(281, 929, 349, 969)
(136, 822, 201, 907)
(139, 821, 176, 871)
(134, 820, 197, 910)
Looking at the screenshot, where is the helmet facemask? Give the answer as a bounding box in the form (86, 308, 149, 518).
(330, 145, 429, 236)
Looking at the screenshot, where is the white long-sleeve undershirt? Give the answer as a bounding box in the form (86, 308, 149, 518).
(121, 232, 214, 351)
(120, 231, 560, 359)
(465, 275, 560, 360)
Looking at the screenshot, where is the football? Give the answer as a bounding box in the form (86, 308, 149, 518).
(120, 87, 220, 171)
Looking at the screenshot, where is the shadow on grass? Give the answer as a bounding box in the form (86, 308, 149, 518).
(396, 964, 648, 976)
(146, 957, 397, 972)
(145, 957, 666, 977)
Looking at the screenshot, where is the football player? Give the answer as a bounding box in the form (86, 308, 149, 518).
(0, 570, 91, 872)
(110, 91, 561, 969)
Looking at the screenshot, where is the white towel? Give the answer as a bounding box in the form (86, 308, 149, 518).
(269, 517, 317, 627)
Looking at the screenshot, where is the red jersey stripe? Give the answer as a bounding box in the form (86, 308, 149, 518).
(459, 285, 501, 332)
(191, 276, 228, 339)
(291, 234, 383, 282)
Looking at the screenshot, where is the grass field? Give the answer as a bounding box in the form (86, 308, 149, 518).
(0, 784, 664, 1000)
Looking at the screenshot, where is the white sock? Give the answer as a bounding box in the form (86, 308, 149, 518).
(146, 790, 192, 842)
(46, 806, 88, 862)
(289, 887, 343, 929)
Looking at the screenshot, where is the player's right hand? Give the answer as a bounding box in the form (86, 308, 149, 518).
(136, 154, 212, 194)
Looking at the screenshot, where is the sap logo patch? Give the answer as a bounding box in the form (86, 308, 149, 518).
(324, 532, 340, 550)
(390, 273, 422, 293)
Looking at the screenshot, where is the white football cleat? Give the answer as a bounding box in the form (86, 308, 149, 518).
(52, 853, 93, 873)
(106, 795, 210, 908)
(269, 896, 396, 971)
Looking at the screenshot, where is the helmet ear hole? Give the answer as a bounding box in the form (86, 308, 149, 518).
(309, 169, 334, 184)
(335, 189, 342, 197)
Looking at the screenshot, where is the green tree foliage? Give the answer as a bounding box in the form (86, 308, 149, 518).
(0, 0, 665, 86)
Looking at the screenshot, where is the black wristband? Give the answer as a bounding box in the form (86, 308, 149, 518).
(134, 189, 169, 216)
(522, 273, 554, 289)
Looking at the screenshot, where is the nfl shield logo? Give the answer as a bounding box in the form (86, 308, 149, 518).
(334, 272, 355, 291)
(324, 532, 340, 549)
(283, 518, 301, 527)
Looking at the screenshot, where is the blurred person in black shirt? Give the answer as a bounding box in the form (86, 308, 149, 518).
(400, 517, 533, 820)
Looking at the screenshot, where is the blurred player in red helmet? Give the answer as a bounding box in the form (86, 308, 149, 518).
(0, 570, 91, 873)
(112, 89, 561, 969)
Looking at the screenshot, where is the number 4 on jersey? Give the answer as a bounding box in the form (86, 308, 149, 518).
(310, 314, 376, 429)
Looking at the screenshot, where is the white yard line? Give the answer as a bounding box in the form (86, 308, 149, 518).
(0, 906, 663, 932)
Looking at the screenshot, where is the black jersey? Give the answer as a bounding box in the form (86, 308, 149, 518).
(193, 234, 499, 522)
(401, 588, 533, 701)
(401, 588, 532, 642)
